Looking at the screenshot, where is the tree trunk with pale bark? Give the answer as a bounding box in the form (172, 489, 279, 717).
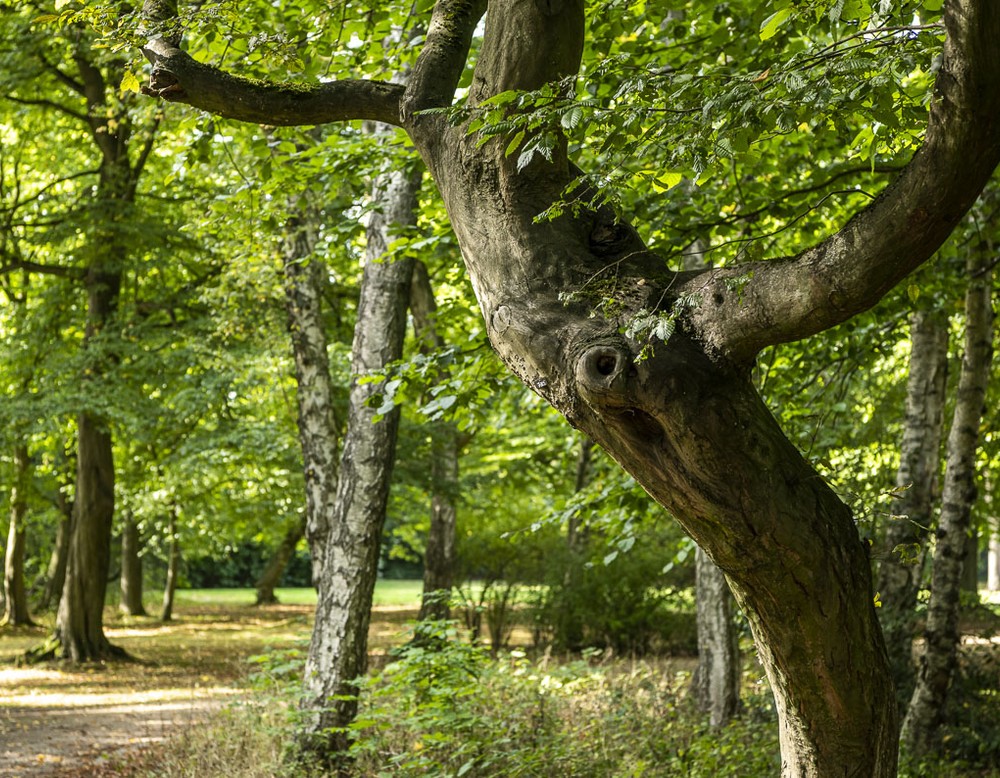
(3, 444, 35, 627)
(692, 546, 740, 727)
(877, 310, 949, 709)
(300, 150, 421, 760)
(140, 0, 1000, 772)
(901, 253, 994, 757)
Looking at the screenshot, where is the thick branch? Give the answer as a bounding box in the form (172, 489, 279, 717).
(140, 39, 405, 127)
(686, 0, 1000, 362)
(0, 257, 85, 280)
(401, 0, 486, 121)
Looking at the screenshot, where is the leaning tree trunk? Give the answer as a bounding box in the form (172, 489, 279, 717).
(901, 253, 994, 757)
(160, 506, 180, 622)
(300, 150, 421, 761)
(119, 512, 146, 616)
(3, 443, 35, 627)
(877, 310, 949, 709)
(255, 516, 306, 605)
(692, 546, 741, 726)
(410, 260, 461, 622)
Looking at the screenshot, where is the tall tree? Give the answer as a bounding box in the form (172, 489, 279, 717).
(901, 250, 994, 756)
(119, 512, 146, 616)
(877, 310, 950, 709)
(691, 546, 740, 727)
(138, 0, 1000, 772)
(300, 144, 422, 758)
(2, 443, 35, 626)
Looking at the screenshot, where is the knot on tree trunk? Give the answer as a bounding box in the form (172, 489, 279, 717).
(575, 342, 634, 409)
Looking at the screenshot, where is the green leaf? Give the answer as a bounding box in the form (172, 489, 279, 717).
(504, 130, 525, 158)
(119, 70, 141, 95)
(759, 7, 792, 40)
(560, 106, 583, 130)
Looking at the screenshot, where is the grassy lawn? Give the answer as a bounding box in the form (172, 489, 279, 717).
(173, 578, 424, 608)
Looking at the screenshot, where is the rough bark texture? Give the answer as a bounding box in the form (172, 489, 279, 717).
(877, 311, 949, 709)
(300, 152, 421, 760)
(410, 261, 460, 622)
(138, 0, 1000, 774)
(255, 516, 306, 605)
(692, 546, 741, 727)
(3, 444, 35, 627)
(161, 508, 180, 622)
(119, 514, 147, 616)
(901, 254, 994, 757)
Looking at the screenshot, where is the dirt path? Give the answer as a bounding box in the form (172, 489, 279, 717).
(0, 688, 236, 777)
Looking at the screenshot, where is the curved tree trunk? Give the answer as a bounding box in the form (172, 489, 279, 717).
(3, 444, 35, 627)
(255, 516, 306, 605)
(410, 260, 460, 622)
(119, 512, 147, 616)
(901, 253, 994, 757)
(877, 310, 949, 709)
(300, 148, 421, 761)
(692, 546, 740, 727)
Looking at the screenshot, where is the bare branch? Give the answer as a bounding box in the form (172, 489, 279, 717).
(4, 95, 88, 123)
(687, 0, 1000, 362)
(140, 38, 405, 127)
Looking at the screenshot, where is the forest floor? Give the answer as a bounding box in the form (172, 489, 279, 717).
(0, 595, 417, 778)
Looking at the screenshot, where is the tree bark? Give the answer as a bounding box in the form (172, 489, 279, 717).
(300, 148, 421, 760)
(901, 252, 994, 757)
(410, 260, 460, 622)
(961, 528, 979, 595)
(989, 528, 1000, 591)
(281, 200, 340, 586)
(161, 507, 180, 622)
(255, 516, 306, 605)
(692, 546, 741, 727)
(877, 311, 949, 709)
(119, 512, 147, 616)
(3, 444, 35, 627)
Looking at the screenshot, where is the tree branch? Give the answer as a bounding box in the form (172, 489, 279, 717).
(0, 257, 86, 280)
(140, 38, 405, 127)
(687, 0, 1000, 362)
(4, 95, 88, 123)
(401, 0, 487, 122)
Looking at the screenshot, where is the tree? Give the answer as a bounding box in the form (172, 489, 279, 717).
(135, 0, 1000, 773)
(900, 249, 994, 756)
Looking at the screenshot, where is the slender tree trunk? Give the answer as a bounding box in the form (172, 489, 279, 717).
(119, 512, 146, 616)
(3, 444, 35, 627)
(561, 436, 593, 650)
(901, 253, 994, 757)
(410, 261, 460, 622)
(301, 152, 421, 762)
(692, 546, 741, 726)
(281, 203, 340, 587)
(255, 516, 306, 605)
(877, 310, 949, 709)
(41, 487, 73, 612)
(161, 507, 180, 622)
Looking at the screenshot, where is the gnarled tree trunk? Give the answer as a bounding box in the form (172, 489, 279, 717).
(877, 310, 949, 709)
(901, 252, 994, 757)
